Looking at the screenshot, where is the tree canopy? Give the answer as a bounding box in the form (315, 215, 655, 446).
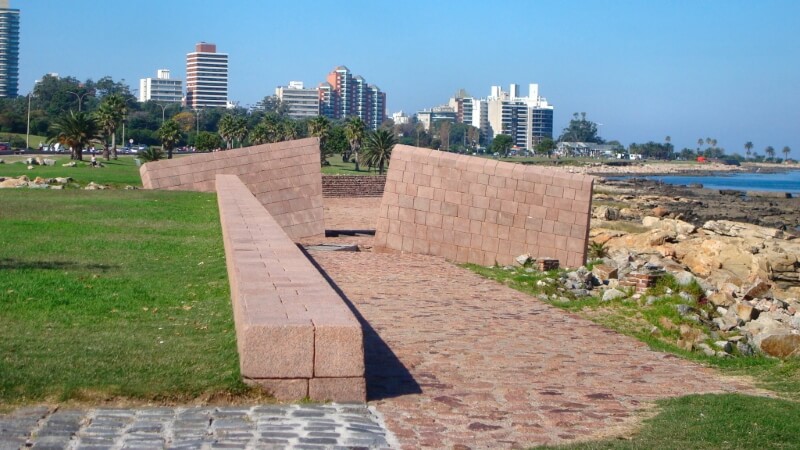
(558, 112, 603, 143)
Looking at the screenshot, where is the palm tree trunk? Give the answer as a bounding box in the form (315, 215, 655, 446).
(103, 144, 110, 161)
(111, 132, 118, 160)
(354, 149, 360, 171)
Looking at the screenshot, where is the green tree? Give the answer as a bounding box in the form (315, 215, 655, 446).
(195, 131, 222, 151)
(49, 111, 101, 161)
(782, 146, 791, 161)
(558, 112, 603, 143)
(535, 137, 556, 156)
(362, 129, 397, 174)
(745, 141, 753, 159)
(231, 116, 248, 148)
(491, 134, 514, 157)
(157, 119, 183, 159)
(257, 95, 290, 117)
(344, 116, 366, 170)
(92, 94, 125, 160)
(438, 121, 451, 151)
(308, 116, 332, 165)
(218, 114, 237, 149)
(697, 138, 704, 151)
(765, 146, 776, 161)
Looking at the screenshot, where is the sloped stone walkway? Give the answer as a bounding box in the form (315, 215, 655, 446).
(310, 250, 759, 449)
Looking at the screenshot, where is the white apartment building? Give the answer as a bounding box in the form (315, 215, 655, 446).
(487, 83, 553, 149)
(416, 105, 456, 131)
(275, 81, 320, 119)
(392, 111, 410, 125)
(185, 42, 228, 109)
(139, 69, 183, 103)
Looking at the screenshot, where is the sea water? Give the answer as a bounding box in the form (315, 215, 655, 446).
(621, 170, 800, 195)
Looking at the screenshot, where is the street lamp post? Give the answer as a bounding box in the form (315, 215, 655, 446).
(156, 103, 167, 123)
(26, 92, 31, 150)
(66, 90, 92, 112)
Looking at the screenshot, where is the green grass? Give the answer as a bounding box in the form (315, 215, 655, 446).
(322, 153, 385, 175)
(1, 132, 47, 149)
(0, 155, 142, 188)
(0, 189, 251, 405)
(538, 393, 800, 449)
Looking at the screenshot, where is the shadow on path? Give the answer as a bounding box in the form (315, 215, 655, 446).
(301, 246, 422, 401)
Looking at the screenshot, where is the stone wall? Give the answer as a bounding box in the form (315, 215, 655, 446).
(140, 138, 324, 240)
(373, 146, 594, 268)
(216, 174, 365, 402)
(322, 175, 386, 198)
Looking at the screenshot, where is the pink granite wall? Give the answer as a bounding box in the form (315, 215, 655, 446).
(216, 174, 365, 402)
(140, 138, 324, 240)
(373, 146, 594, 268)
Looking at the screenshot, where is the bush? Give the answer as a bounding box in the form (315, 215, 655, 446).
(139, 146, 165, 162)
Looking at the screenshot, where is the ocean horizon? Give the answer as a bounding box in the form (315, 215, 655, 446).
(612, 170, 800, 195)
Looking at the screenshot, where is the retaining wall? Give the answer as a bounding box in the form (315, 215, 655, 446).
(373, 146, 594, 268)
(140, 138, 324, 240)
(322, 175, 386, 198)
(216, 174, 365, 402)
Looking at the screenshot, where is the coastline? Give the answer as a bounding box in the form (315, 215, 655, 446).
(560, 161, 798, 177)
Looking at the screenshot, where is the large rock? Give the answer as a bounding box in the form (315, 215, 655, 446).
(759, 334, 800, 358)
(593, 205, 620, 220)
(642, 216, 697, 237)
(0, 176, 29, 188)
(703, 220, 784, 240)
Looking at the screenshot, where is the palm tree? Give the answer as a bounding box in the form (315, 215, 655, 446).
(49, 111, 101, 161)
(362, 129, 397, 174)
(706, 137, 712, 146)
(665, 136, 671, 144)
(711, 138, 717, 148)
(93, 94, 125, 160)
(782, 146, 791, 161)
(231, 116, 248, 148)
(744, 141, 753, 159)
(697, 138, 703, 151)
(157, 119, 183, 159)
(281, 120, 299, 141)
(765, 146, 775, 161)
(218, 114, 237, 149)
(308, 116, 332, 165)
(344, 117, 366, 170)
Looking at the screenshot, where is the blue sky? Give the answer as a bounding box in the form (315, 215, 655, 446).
(18, 0, 800, 156)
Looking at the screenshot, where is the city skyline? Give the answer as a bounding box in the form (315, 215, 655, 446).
(15, 0, 800, 156)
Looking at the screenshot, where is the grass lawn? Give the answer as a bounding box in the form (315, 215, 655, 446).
(538, 394, 800, 449)
(0, 189, 251, 405)
(0, 155, 143, 188)
(322, 153, 385, 176)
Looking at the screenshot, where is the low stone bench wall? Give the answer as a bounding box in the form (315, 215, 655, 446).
(216, 174, 365, 402)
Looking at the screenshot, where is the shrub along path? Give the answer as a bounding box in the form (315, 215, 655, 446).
(310, 249, 763, 449)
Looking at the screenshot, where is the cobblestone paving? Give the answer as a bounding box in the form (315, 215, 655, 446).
(0, 404, 394, 449)
(311, 250, 761, 449)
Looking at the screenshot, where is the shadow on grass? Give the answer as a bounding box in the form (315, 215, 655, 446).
(300, 246, 422, 401)
(0, 258, 118, 271)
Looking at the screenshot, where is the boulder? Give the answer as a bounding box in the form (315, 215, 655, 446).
(515, 254, 531, 265)
(642, 216, 697, 236)
(708, 291, 735, 307)
(759, 334, 800, 358)
(651, 206, 670, 217)
(735, 303, 759, 321)
(0, 176, 28, 188)
(593, 205, 620, 220)
(703, 220, 784, 240)
(602, 288, 626, 302)
(54, 177, 72, 184)
(743, 278, 772, 299)
(62, 162, 77, 167)
(43, 158, 56, 166)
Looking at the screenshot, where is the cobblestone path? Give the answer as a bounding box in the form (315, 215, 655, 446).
(0, 404, 394, 449)
(311, 251, 759, 449)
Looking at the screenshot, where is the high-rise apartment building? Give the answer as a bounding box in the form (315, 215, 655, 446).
(275, 81, 320, 119)
(185, 42, 228, 109)
(487, 83, 553, 149)
(139, 70, 183, 103)
(319, 66, 386, 130)
(0, 0, 20, 98)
